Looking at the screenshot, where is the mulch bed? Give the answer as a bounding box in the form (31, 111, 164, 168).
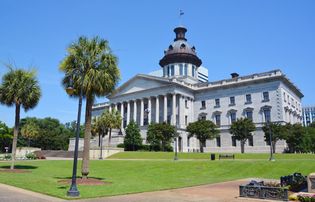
(0, 169, 31, 173)
(58, 178, 111, 186)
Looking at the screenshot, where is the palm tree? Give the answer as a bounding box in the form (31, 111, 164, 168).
(60, 36, 120, 179)
(21, 121, 40, 147)
(229, 118, 256, 153)
(0, 67, 41, 169)
(102, 109, 122, 147)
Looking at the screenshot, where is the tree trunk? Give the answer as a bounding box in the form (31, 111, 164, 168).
(81, 97, 93, 179)
(108, 128, 112, 147)
(241, 140, 245, 153)
(11, 104, 20, 170)
(199, 140, 204, 153)
(272, 141, 276, 154)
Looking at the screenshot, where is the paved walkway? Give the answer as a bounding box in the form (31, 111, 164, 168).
(0, 179, 277, 202)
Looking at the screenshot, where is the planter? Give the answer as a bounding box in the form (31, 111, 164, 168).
(239, 181, 288, 201)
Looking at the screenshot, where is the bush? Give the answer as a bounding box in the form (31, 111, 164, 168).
(298, 195, 315, 202)
(4, 154, 11, 160)
(25, 152, 37, 160)
(116, 143, 124, 148)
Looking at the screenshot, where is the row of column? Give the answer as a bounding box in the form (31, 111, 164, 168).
(108, 94, 194, 128)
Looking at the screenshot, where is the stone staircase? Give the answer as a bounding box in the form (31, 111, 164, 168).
(41, 150, 83, 158)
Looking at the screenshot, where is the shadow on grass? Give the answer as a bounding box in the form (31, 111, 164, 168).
(54, 176, 106, 180)
(0, 165, 38, 170)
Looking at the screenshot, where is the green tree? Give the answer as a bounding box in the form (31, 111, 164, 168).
(102, 109, 122, 147)
(0, 121, 13, 153)
(0, 67, 41, 169)
(229, 118, 256, 153)
(186, 120, 219, 153)
(65, 120, 84, 138)
(147, 123, 176, 151)
(21, 121, 39, 147)
(262, 122, 286, 153)
(60, 36, 120, 178)
(284, 123, 304, 153)
(124, 121, 142, 151)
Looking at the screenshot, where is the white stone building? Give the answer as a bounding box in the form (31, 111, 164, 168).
(89, 26, 303, 153)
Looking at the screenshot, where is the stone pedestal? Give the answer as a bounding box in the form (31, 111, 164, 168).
(307, 173, 315, 193)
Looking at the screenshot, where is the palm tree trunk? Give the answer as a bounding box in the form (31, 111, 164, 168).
(272, 141, 276, 153)
(241, 140, 245, 153)
(81, 97, 93, 179)
(10, 104, 20, 170)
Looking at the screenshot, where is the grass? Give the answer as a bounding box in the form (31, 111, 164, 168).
(0, 153, 314, 199)
(108, 151, 315, 160)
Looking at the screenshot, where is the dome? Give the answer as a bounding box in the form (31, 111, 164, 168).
(159, 26, 202, 67)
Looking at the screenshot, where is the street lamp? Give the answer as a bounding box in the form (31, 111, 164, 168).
(174, 127, 179, 161)
(66, 73, 85, 197)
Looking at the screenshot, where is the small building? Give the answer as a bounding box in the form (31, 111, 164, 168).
(302, 106, 315, 126)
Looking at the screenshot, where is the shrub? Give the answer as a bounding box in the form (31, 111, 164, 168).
(298, 195, 315, 202)
(4, 154, 11, 160)
(25, 152, 37, 160)
(116, 143, 124, 148)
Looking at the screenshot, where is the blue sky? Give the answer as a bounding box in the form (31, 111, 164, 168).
(0, 0, 314, 127)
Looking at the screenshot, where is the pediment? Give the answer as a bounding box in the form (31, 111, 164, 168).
(110, 74, 171, 98)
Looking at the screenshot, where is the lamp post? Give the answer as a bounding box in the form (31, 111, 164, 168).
(174, 137, 178, 160)
(66, 73, 84, 197)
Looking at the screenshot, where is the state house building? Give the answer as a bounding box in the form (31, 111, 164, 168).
(90, 26, 303, 153)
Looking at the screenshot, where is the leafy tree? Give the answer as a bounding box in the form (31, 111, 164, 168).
(309, 122, 315, 128)
(284, 123, 304, 153)
(60, 36, 120, 178)
(18, 117, 72, 150)
(262, 122, 286, 153)
(0, 121, 13, 153)
(0, 67, 41, 169)
(65, 120, 84, 138)
(21, 121, 39, 147)
(124, 121, 142, 151)
(147, 122, 176, 151)
(186, 120, 219, 153)
(229, 118, 256, 153)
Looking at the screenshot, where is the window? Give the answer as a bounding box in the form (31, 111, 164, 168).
(287, 95, 290, 104)
(185, 100, 188, 108)
(187, 137, 190, 147)
(200, 115, 206, 120)
(264, 109, 271, 122)
(185, 116, 188, 126)
(230, 96, 235, 105)
(184, 64, 188, 76)
(230, 112, 236, 123)
(215, 98, 220, 107)
(246, 110, 253, 121)
(179, 64, 183, 75)
(192, 65, 196, 77)
(245, 94, 252, 103)
(232, 136, 237, 147)
(248, 136, 254, 146)
(263, 92, 269, 102)
(201, 101, 206, 109)
(284, 92, 286, 102)
(167, 66, 170, 76)
(170, 65, 174, 76)
(215, 114, 221, 126)
(216, 137, 221, 147)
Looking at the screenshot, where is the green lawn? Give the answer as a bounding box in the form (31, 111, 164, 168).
(108, 151, 315, 160)
(0, 154, 315, 199)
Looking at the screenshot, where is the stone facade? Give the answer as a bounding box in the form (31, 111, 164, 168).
(86, 26, 303, 153)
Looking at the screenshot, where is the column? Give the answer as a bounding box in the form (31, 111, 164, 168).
(109, 105, 112, 112)
(120, 103, 124, 128)
(178, 95, 184, 127)
(133, 100, 137, 123)
(172, 93, 176, 125)
(190, 98, 194, 123)
(114, 104, 118, 111)
(140, 99, 144, 126)
(148, 97, 152, 124)
(164, 95, 167, 122)
(127, 101, 130, 125)
(155, 96, 159, 123)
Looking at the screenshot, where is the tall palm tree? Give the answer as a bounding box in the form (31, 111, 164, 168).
(21, 121, 40, 147)
(60, 36, 120, 179)
(102, 109, 122, 147)
(0, 67, 41, 169)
